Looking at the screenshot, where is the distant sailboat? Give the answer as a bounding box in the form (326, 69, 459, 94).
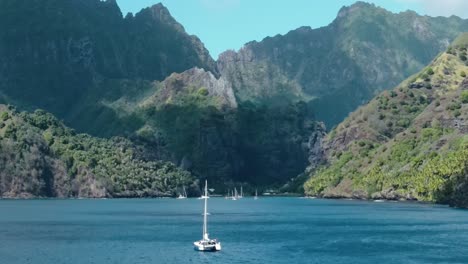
(198, 185, 209, 199)
(193, 180, 221, 252)
(239, 186, 243, 199)
(177, 186, 187, 199)
(231, 188, 238, 200)
(226, 189, 233, 200)
(254, 189, 258, 200)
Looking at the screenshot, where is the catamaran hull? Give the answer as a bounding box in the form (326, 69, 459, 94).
(193, 242, 221, 252)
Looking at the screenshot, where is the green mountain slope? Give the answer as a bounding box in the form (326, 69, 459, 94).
(218, 2, 468, 128)
(0, 105, 193, 198)
(304, 35, 468, 207)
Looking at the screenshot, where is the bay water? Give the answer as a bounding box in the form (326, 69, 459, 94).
(1, 198, 468, 264)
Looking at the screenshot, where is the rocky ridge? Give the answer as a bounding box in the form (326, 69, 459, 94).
(218, 2, 468, 127)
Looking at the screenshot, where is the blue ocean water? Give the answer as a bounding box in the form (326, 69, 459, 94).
(1, 198, 468, 264)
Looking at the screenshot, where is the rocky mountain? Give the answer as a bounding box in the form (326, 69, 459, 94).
(0, 0, 322, 191)
(0, 0, 216, 131)
(218, 1, 468, 128)
(0, 105, 193, 198)
(304, 34, 468, 207)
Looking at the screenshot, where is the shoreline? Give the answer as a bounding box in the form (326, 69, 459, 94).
(0, 195, 453, 207)
(304, 195, 458, 208)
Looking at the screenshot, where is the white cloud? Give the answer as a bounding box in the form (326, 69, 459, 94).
(199, 0, 240, 12)
(396, 0, 468, 18)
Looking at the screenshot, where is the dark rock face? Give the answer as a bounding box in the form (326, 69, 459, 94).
(306, 122, 327, 172)
(218, 2, 468, 128)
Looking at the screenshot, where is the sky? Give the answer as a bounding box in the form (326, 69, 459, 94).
(115, 0, 468, 59)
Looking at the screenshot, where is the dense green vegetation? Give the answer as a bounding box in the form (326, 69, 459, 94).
(305, 42, 468, 207)
(0, 105, 192, 198)
(306, 127, 468, 202)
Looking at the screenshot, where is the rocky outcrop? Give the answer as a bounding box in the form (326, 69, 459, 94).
(144, 68, 237, 109)
(306, 122, 327, 172)
(217, 48, 305, 103)
(370, 188, 417, 201)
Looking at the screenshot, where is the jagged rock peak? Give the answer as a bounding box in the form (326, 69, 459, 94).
(86, 0, 122, 17)
(337, 1, 381, 18)
(136, 3, 185, 32)
(148, 3, 172, 19)
(104, 0, 118, 6)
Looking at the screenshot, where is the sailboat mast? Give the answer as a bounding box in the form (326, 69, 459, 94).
(203, 180, 208, 239)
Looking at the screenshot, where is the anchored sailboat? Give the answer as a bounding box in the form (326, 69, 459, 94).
(177, 186, 187, 199)
(197, 186, 209, 199)
(193, 180, 221, 252)
(231, 188, 238, 200)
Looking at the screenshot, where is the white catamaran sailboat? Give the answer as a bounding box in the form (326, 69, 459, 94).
(193, 180, 221, 252)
